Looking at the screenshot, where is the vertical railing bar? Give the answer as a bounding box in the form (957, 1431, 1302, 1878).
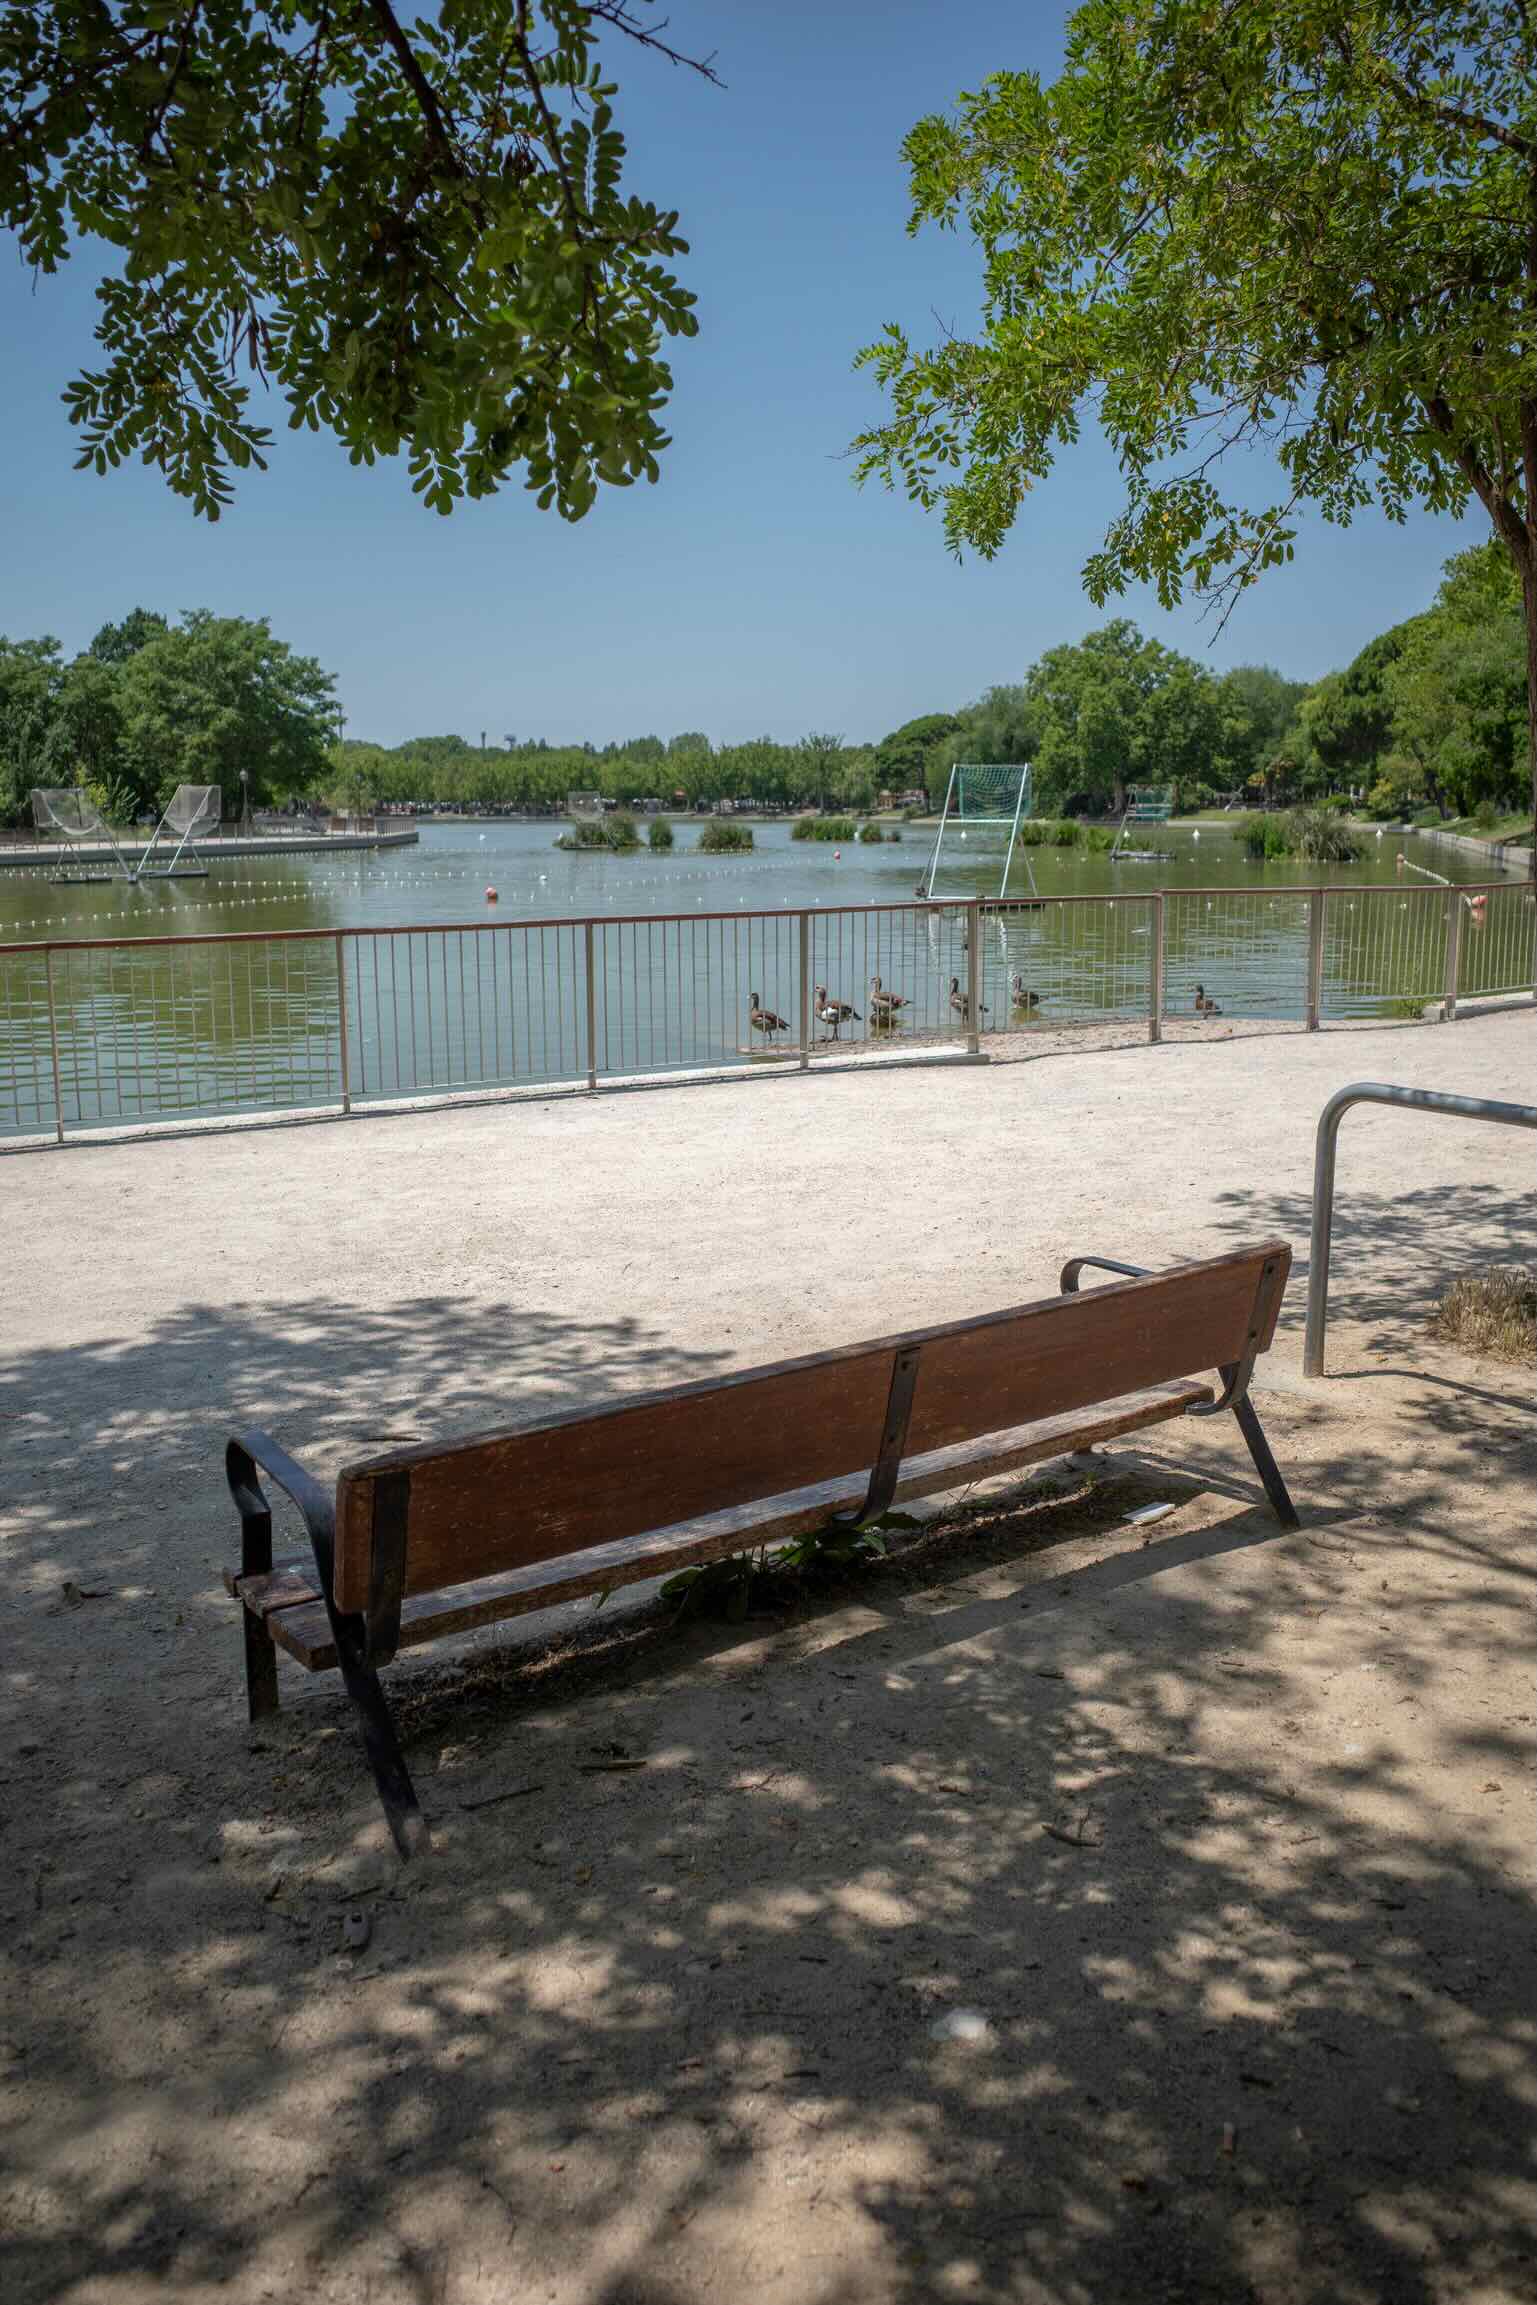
(1306, 888, 1324, 1030)
(799, 911, 810, 1069)
(335, 932, 351, 1112)
(966, 899, 981, 1053)
(585, 918, 598, 1090)
(43, 947, 65, 1144)
(1442, 890, 1462, 1022)
(1149, 892, 1164, 1043)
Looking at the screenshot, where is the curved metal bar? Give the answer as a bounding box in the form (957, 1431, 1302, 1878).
(1304, 1082, 1537, 1377)
(1059, 1254, 1149, 1292)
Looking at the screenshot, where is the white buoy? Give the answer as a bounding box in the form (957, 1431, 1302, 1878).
(1192, 829, 1201, 841)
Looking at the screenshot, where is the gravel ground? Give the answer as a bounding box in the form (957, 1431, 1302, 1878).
(2, 1007, 1534, 2305)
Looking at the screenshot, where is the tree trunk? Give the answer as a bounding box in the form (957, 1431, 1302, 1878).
(1524, 567, 1537, 879)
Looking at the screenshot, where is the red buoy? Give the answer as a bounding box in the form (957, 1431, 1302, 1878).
(485, 885, 498, 903)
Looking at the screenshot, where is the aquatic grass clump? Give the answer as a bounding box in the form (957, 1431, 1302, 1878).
(556, 814, 639, 852)
(698, 819, 754, 852)
(1286, 805, 1365, 862)
(858, 820, 885, 843)
(647, 817, 674, 850)
(1049, 818, 1081, 846)
(1242, 807, 1365, 862)
(1242, 812, 1291, 860)
(792, 815, 856, 842)
(1428, 1268, 1536, 1366)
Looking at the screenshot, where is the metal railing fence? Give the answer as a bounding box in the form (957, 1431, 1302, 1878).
(2, 879, 1531, 1144)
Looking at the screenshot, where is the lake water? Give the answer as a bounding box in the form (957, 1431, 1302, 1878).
(0, 817, 1502, 947)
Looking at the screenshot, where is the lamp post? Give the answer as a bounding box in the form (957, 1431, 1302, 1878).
(238, 767, 251, 839)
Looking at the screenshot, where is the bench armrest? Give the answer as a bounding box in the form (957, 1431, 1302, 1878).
(1059, 1254, 1149, 1292)
(227, 1429, 337, 1585)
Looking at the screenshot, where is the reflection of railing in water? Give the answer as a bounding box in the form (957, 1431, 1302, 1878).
(1, 879, 1531, 1144)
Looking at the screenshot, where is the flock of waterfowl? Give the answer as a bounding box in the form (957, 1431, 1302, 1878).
(746, 972, 1040, 1044)
(748, 972, 1226, 1045)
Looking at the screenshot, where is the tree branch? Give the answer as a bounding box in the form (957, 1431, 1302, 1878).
(1370, 54, 1536, 161)
(1422, 391, 1533, 579)
(363, 0, 462, 167)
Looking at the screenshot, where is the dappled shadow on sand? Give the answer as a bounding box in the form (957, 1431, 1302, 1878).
(2, 1280, 1534, 2304)
(1207, 1175, 1535, 1366)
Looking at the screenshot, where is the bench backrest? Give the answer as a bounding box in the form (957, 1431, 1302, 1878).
(331, 1243, 1289, 1613)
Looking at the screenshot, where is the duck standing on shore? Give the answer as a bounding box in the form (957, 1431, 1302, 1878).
(868, 974, 909, 1026)
(748, 992, 790, 1046)
(814, 983, 862, 1039)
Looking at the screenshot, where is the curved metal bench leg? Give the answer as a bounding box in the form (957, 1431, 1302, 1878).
(328, 1611, 430, 1862)
(1229, 1390, 1300, 1529)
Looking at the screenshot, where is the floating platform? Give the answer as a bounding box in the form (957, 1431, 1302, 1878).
(48, 872, 115, 887)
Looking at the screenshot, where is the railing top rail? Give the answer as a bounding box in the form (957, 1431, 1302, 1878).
(0, 878, 1525, 960)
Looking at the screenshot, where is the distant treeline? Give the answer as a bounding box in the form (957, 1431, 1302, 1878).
(3, 542, 1527, 833)
(333, 542, 1529, 825)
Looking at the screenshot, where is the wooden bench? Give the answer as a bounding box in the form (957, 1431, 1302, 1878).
(226, 1241, 1297, 1858)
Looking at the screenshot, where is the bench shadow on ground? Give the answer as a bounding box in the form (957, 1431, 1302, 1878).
(3, 1284, 1534, 2305)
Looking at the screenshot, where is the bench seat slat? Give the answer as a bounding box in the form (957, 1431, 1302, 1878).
(265, 1379, 1212, 1671)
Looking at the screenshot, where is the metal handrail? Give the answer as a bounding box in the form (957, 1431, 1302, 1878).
(1303, 1081, 1537, 1375)
(4, 881, 1533, 1147)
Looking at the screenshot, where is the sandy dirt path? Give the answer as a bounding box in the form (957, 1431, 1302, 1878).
(2, 1008, 1533, 2303)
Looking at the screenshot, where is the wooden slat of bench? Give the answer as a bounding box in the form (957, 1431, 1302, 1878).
(268, 1379, 1212, 1670)
(223, 1559, 321, 1609)
(332, 1243, 1287, 1612)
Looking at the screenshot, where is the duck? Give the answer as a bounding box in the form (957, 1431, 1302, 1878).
(814, 983, 861, 1038)
(748, 992, 789, 1044)
(949, 975, 989, 1026)
(868, 974, 909, 1023)
(1010, 975, 1041, 1012)
(1194, 982, 1223, 1016)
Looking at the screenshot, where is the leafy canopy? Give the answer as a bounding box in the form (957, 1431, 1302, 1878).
(853, 2, 1535, 626)
(0, 3, 713, 518)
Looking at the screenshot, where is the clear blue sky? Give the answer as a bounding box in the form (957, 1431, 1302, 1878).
(0, 0, 1475, 749)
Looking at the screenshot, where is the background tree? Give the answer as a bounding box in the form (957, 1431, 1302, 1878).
(854, 0, 1537, 843)
(114, 612, 340, 811)
(0, 2, 714, 519)
(873, 710, 962, 801)
(797, 731, 847, 811)
(1386, 542, 1528, 814)
(0, 636, 62, 825)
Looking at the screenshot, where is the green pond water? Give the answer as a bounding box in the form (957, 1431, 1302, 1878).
(0, 817, 1502, 946)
